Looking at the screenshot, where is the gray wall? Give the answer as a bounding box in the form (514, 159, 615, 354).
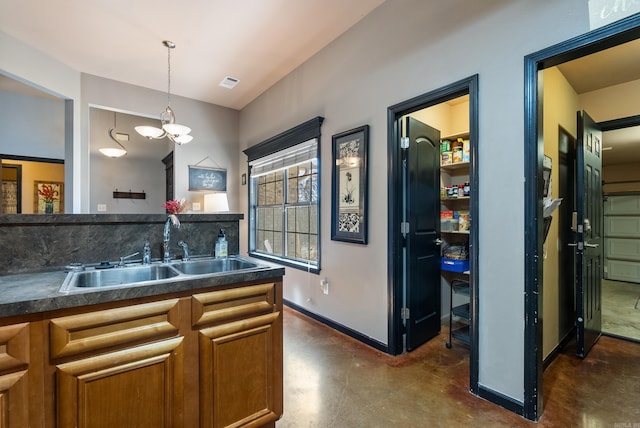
(238, 0, 591, 403)
(1, 31, 81, 210)
(81, 74, 240, 215)
(89, 107, 172, 214)
(0, 90, 65, 159)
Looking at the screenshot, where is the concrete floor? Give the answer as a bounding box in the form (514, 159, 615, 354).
(602, 279, 640, 341)
(278, 307, 640, 427)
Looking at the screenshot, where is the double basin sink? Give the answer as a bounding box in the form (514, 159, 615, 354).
(59, 256, 265, 293)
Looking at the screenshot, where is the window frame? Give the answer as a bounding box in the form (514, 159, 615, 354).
(243, 117, 324, 273)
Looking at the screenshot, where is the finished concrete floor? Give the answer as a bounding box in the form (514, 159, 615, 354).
(602, 279, 640, 341)
(278, 307, 640, 427)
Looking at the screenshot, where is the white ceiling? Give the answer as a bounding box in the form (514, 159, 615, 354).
(0, 0, 386, 110)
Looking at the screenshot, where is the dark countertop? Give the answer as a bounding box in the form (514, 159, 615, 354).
(0, 256, 284, 319)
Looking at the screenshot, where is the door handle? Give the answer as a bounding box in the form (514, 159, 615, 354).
(567, 243, 578, 247)
(584, 242, 599, 248)
(434, 238, 443, 246)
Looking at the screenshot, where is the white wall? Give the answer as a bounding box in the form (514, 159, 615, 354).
(238, 0, 591, 403)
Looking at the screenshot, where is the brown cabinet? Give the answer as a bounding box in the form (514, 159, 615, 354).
(193, 283, 283, 428)
(0, 323, 31, 427)
(0, 278, 282, 427)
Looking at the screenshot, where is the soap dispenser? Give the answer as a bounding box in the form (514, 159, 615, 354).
(215, 229, 228, 259)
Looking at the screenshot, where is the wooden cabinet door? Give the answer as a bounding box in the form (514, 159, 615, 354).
(56, 337, 184, 427)
(0, 323, 30, 428)
(193, 283, 283, 428)
(50, 299, 184, 427)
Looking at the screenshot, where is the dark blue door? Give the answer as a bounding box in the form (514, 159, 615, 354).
(405, 117, 441, 351)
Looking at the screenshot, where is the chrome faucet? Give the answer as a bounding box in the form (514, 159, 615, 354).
(177, 240, 190, 261)
(163, 214, 181, 263)
(143, 242, 151, 265)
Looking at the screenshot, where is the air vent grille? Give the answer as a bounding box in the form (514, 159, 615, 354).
(219, 76, 240, 89)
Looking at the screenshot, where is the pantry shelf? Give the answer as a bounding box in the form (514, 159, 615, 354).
(442, 196, 470, 201)
(441, 161, 470, 171)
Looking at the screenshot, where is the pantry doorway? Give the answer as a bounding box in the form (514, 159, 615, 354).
(387, 74, 479, 393)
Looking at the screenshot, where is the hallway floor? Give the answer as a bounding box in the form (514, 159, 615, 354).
(279, 307, 640, 427)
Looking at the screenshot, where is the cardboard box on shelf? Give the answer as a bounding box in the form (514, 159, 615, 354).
(441, 210, 453, 219)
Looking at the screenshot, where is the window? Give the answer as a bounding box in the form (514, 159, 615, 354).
(244, 117, 323, 273)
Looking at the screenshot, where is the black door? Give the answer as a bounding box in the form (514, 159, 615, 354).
(405, 117, 441, 351)
(576, 110, 603, 358)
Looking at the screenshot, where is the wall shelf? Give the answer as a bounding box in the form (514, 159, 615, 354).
(113, 190, 146, 199)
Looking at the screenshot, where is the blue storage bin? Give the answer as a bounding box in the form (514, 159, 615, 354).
(441, 258, 469, 273)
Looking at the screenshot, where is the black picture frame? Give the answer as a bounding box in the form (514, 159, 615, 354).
(188, 166, 227, 191)
(331, 125, 369, 244)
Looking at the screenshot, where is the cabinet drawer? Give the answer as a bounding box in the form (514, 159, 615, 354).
(191, 283, 276, 328)
(50, 299, 181, 359)
(604, 216, 640, 238)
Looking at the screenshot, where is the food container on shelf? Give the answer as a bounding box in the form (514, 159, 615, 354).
(458, 210, 470, 231)
(462, 140, 470, 162)
(441, 151, 453, 165)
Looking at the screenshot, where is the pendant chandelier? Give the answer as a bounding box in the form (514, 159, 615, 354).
(135, 40, 193, 145)
(100, 111, 127, 158)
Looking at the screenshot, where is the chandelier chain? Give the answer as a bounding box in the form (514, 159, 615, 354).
(167, 44, 171, 107)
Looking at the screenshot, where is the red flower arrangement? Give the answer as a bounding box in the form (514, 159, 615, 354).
(163, 199, 186, 215)
(38, 184, 59, 203)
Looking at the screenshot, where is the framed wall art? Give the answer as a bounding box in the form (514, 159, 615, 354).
(188, 166, 227, 191)
(331, 125, 369, 244)
(34, 181, 64, 214)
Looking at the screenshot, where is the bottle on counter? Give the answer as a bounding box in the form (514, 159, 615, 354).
(215, 229, 228, 259)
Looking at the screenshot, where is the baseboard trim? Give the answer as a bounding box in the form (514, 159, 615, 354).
(284, 299, 389, 353)
(543, 327, 575, 369)
(476, 385, 526, 418)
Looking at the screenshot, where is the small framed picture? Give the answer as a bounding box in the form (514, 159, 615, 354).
(331, 125, 369, 244)
(34, 181, 64, 214)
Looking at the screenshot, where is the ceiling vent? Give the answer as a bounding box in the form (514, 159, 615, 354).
(219, 76, 240, 89)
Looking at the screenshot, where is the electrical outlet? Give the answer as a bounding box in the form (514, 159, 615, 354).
(320, 279, 329, 295)
(192, 202, 201, 211)
(97, 204, 107, 212)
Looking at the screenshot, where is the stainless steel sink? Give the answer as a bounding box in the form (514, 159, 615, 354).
(173, 258, 258, 275)
(59, 264, 180, 292)
(58, 256, 269, 294)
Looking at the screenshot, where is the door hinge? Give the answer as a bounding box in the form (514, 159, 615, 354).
(401, 222, 410, 234)
(401, 307, 410, 320)
(401, 137, 410, 149)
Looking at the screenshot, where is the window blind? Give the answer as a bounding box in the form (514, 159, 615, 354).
(249, 138, 317, 177)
